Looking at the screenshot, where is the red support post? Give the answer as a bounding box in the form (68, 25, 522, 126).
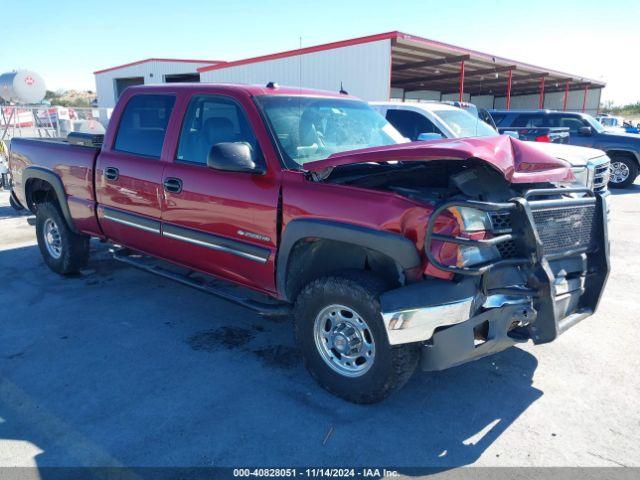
(538, 76, 545, 109)
(506, 69, 513, 110)
(562, 80, 569, 111)
(459, 60, 465, 102)
(582, 84, 589, 112)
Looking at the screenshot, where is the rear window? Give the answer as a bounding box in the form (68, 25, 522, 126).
(114, 94, 176, 158)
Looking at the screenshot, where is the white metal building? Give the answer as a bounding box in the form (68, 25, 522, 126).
(93, 58, 224, 108)
(95, 32, 605, 114)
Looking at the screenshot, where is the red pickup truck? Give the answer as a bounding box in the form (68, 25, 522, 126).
(8, 83, 609, 403)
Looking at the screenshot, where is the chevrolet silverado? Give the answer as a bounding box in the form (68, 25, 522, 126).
(8, 84, 609, 403)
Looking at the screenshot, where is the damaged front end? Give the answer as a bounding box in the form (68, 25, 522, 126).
(380, 186, 610, 371)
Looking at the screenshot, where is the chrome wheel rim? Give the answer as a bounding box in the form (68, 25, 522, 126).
(610, 161, 630, 184)
(313, 304, 375, 377)
(43, 218, 62, 259)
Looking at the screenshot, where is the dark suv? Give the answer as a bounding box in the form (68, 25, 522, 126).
(491, 109, 640, 188)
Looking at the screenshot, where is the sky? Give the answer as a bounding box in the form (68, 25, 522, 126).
(3, 0, 639, 105)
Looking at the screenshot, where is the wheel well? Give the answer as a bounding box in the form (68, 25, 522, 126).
(284, 238, 401, 301)
(607, 150, 639, 166)
(25, 178, 58, 212)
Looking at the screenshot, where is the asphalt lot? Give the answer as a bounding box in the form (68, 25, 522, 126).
(0, 187, 639, 472)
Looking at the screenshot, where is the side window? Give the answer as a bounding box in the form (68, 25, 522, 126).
(114, 94, 175, 158)
(555, 115, 587, 133)
(176, 95, 261, 165)
(511, 114, 547, 128)
(385, 109, 441, 141)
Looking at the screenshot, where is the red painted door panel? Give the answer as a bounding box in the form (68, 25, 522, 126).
(95, 151, 166, 255)
(159, 93, 280, 293)
(95, 92, 176, 257)
(161, 164, 279, 294)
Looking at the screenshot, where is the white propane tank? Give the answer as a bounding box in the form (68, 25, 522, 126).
(0, 70, 47, 104)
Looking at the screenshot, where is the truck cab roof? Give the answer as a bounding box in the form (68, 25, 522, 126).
(123, 83, 357, 99)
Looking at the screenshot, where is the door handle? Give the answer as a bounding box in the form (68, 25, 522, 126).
(104, 167, 119, 181)
(163, 177, 183, 194)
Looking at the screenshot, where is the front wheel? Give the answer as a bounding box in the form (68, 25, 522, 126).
(294, 272, 419, 404)
(35, 202, 90, 275)
(609, 155, 638, 188)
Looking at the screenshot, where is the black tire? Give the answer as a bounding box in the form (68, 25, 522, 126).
(294, 271, 419, 404)
(9, 194, 24, 211)
(35, 202, 89, 275)
(609, 154, 638, 188)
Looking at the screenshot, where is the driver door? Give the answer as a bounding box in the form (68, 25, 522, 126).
(160, 93, 280, 293)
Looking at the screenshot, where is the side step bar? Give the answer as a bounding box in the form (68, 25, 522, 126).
(111, 248, 291, 317)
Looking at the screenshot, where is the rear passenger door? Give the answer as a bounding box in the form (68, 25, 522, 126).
(160, 93, 280, 293)
(96, 92, 176, 257)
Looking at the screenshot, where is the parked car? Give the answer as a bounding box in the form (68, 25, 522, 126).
(597, 115, 640, 134)
(9, 84, 609, 403)
(491, 109, 640, 187)
(371, 102, 610, 194)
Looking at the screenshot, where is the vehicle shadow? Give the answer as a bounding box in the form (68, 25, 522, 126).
(0, 204, 30, 220)
(609, 183, 640, 195)
(0, 242, 542, 476)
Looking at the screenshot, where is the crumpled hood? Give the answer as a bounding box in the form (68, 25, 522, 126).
(303, 135, 573, 184)
(527, 142, 605, 167)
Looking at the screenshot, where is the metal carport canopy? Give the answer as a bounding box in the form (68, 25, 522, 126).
(197, 31, 605, 111)
(390, 32, 605, 110)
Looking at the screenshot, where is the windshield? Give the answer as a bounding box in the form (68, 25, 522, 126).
(255, 96, 407, 166)
(583, 114, 605, 133)
(432, 109, 498, 138)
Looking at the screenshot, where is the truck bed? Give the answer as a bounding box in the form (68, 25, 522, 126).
(9, 136, 102, 235)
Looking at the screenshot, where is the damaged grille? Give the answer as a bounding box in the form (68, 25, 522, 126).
(593, 161, 610, 192)
(531, 204, 598, 256)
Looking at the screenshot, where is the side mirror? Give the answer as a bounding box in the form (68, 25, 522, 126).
(417, 132, 444, 141)
(207, 142, 264, 174)
(578, 126, 593, 136)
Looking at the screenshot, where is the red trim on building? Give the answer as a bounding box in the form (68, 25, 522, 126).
(197, 32, 399, 73)
(538, 76, 546, 109)
(196, 30, 605, 89)
(582, 84, 590, 112)
(458, 60, 465, 102)
(506, 69, 513, 110)
(94, 58, 225, 75)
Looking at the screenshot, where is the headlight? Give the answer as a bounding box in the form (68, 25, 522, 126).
(427, 207, 501, 274)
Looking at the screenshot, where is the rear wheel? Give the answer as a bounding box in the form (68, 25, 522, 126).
(609, 154, 638, 188)
(35, 202, 90, 275)
(294, 271, 419, 404)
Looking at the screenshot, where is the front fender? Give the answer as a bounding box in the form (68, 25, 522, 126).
(276, 218, 421, 301)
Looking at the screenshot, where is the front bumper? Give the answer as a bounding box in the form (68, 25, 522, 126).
(380, 188, 609, 371)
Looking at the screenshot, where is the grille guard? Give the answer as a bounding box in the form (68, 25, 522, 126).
(424, 187, 599, 278)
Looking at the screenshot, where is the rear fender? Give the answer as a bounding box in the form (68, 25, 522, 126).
(23, 166, 78, 233)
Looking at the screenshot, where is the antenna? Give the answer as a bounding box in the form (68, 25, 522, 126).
(339, 82, 348, 95)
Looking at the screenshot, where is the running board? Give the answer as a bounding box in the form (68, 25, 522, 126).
(111, 248, 291, 317)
